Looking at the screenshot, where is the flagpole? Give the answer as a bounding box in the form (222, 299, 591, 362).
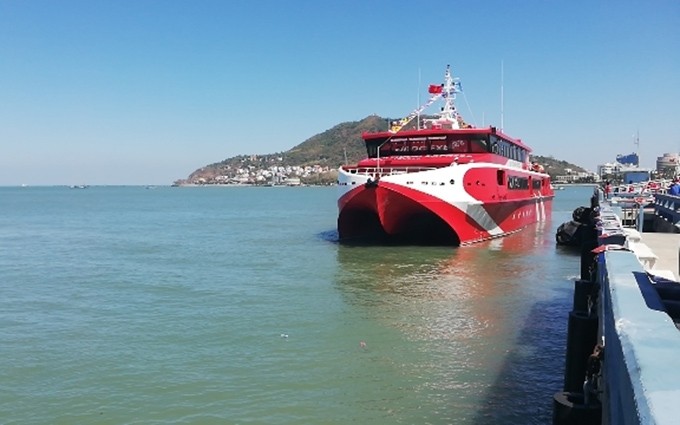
(501, 60, 504, 131)
(417, 68, 421, 130)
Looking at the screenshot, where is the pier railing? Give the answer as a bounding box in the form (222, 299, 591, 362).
(654, 193, 680, 231)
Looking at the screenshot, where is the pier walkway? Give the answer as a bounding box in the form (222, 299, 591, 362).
(640, 232, 680, 280)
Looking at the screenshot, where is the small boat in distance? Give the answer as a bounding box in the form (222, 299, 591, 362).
(337, 65, 554, 245)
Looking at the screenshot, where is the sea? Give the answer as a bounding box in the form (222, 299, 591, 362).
(0, 185, 593, 424)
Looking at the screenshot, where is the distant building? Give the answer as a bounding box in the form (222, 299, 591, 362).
(598, 162, 617, 177)
(616, 152, 639, 167)
(656, 152, 680, 175)
(555, 171, 594, 183)
(597, 154, 651, 183)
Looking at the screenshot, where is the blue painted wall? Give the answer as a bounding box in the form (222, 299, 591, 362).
(623, 170, 650, 184)
(599, 251, 680, 424)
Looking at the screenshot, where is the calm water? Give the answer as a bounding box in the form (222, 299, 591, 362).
(0, 185, 591, 424)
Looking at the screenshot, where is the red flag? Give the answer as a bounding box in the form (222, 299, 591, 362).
(428, 84, 443, 94)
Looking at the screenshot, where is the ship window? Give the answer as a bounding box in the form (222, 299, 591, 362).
(508, 176, 529, 190)
(391, 140, 409, 154)
(430, 140, 450, 153)
(470, 138, 488, 153)
(369, 134, 495, 157)
(367, 144, 378, 158)
(450, 139, 468, 153)
(379, 142, 391, 156)
(497, 170, 505, 186)
(366, 139, 388, 158)
(410, 140, 427, 153)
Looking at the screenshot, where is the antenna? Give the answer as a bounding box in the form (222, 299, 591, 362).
(500, 60, 504, 131)
(417, 67, 421, 130)
(634, 130, 640, 165)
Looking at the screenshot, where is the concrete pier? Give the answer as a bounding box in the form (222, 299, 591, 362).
(598, 250, 680, 425)
(554, 194, 680, 424)
(641, 232, 680, 280)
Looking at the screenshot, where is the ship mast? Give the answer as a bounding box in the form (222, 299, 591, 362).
(389, 65, 462, 133)
(437, 64, 462, 128)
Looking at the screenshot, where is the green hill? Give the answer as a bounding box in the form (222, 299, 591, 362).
(529, 155, 588, 177)
(179, 115, 586, 184)
(283, 115, 388, 166)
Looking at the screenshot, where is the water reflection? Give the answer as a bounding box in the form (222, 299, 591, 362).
(331, 221, 559, 423)
(335, 220, 551, 302)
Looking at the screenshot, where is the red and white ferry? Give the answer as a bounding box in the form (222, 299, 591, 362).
(337, 65, 554, 245)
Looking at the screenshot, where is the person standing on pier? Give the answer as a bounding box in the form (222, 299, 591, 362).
(669, 179, 680, 196)
(604, 181, 612, 199)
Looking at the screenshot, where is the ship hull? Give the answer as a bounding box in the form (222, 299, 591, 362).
(337, 163, 553, 245)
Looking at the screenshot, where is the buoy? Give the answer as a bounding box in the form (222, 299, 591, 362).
(552, 391, 601, 425)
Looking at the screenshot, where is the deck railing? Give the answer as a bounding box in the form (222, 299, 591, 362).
(342, 166, 437, 178)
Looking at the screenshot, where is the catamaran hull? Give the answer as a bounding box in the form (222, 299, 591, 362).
(337, 165, 553, 245)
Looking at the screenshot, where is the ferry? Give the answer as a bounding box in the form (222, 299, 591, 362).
(337, 65, 554, 245)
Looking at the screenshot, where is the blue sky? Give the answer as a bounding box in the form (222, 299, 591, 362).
(1, 0, 678, 185)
